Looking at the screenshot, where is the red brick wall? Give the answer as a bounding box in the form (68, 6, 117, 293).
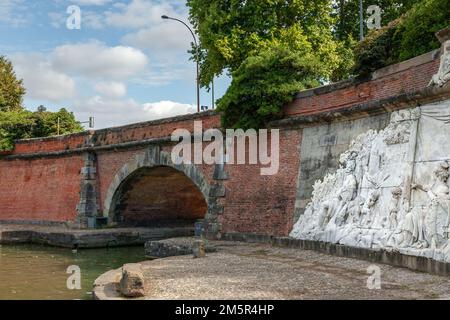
(92, 113, 220, 146)
(0, 156, 83, 222)
(220, 130, 302, 236)
(9, 112, 220, 154)
(96, 148, 147, 212)
(284, 54, 440, 116)
(0, 51, 440, 234)
(13, 134, 88, 154)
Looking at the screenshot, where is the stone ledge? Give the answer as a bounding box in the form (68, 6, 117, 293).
(0, 136, 173, 160)
(271, 82, 450, 129)
(292, 49, 439, 100)
(222, 232, 450, 277)
(144, 237, 217, 258)
(0, 225, 194, 249)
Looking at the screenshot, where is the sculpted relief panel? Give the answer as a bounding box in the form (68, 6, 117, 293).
(429, 39, 450, 87)
(290, 102, 450, 262)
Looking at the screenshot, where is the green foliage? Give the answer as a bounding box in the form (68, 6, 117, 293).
(0, 108, 84, 151)
(187, 0, 350, 86)
(353, 18, 403, 77)
(188, 0, 353, 127)
(0, 110, 33, 150)
(333, 0, 420, 41)
(30, 107, 84, 138)
(0, 56, 26, 112)
(0, 57, 83, 151)
(353, 0, 450, 76)
(397, 0, 450, 61)
(217, 40, 323, 129)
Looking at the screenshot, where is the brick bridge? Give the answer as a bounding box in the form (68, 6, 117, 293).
(0, 48, 448, 239)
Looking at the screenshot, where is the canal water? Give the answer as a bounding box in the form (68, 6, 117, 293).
(0, 244, 146, 300)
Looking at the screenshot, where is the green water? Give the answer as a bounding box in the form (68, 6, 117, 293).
(0, 244, 146, 300)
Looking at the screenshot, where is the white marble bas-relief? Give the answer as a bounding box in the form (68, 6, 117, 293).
(290, 104, 450, 263)
(429, 40, 450, 87)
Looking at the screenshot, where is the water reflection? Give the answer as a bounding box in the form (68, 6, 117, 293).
(0, 244, 145, 300)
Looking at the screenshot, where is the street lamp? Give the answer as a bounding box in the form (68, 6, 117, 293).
(359, 0, 364, 40)
(161, 15, 200, 113)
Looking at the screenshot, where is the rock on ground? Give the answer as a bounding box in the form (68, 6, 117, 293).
(119, 264, 146, 298)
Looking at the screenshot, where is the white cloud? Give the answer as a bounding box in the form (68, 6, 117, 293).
(102, 0, 193, 53)
(142, 100, 196, 120)
(73, 96, 195, 128)
(0, 0, 30, 27)
(94, 81, 127, 98)
(104, 0, 175, 29)
(49, 9, 105, 29)
(83, 11, 105, 29)
(69, 0, 112, 6)
(52, 41, 149, 79)
(122, 23, 192, 52)
(10, 53, 76, 102)
(48, 12, 64, 28)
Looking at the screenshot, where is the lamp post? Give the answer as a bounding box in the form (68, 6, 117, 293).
(161, 15, 200, 113)
(359, 0, 364, 40)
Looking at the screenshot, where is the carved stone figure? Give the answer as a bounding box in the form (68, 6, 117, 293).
(412, 162, 450, 249)
(394, 206, 426, 249)
(331, 152, 358, 226)
(383, 121, 411, 145)
(429, 40, 450, 87)
(388, 187, 403, 230)
(290, 104, 450, 263)
(360, 191, 380, 228)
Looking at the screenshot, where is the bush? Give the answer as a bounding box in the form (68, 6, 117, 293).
(217, 45, 323, 129)
(353, 19, 403, 77)
(398, 0, 450, 61)
(353, 0, 450, 76)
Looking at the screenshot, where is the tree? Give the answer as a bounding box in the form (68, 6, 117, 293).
(396, 0, 450, 61)
(0, 108, 84, 151)
(332, 0, 421, 41)
(30, 107, 84, 137)
(0, 110, 33, 150)
(353, 0, 450, 76)
(188, 0, 353, 127)
(217, 33, 325, 129)
(0, 56, 25, 112)
(187, 0, 351, 87)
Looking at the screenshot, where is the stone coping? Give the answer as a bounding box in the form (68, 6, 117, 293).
(221, 232, 450, 277)
(270, 81, 450, 128)
(13, 110, 218, 145)
(292, 49, 439, 100)
(0, 224, 194, 249)
(0, 136, 172, 160)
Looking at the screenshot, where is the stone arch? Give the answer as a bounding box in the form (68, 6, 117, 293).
(103, 146, 223, 234)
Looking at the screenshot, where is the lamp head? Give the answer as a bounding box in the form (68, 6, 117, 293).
(161, 15, 169, 19)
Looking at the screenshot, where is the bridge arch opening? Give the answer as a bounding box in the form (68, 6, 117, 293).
(109, 166, 208, 227)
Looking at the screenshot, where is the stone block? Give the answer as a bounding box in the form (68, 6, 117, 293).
(119, 264, 145, 298)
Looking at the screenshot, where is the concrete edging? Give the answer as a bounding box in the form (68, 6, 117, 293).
(222, 232, 450, 277)
(0, 226, 194, 249)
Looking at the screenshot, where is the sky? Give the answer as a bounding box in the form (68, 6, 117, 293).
(0, 0, 231, 129)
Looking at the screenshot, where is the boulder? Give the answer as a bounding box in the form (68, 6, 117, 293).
(119, 264, 145, 298)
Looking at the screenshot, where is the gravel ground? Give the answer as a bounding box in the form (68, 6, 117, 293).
(108, 240, 450, 300)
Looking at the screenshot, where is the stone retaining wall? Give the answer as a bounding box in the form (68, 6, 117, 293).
(222, 232, 450, 277)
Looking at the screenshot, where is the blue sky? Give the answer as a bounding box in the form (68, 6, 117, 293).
(0, 0, 231, 128)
